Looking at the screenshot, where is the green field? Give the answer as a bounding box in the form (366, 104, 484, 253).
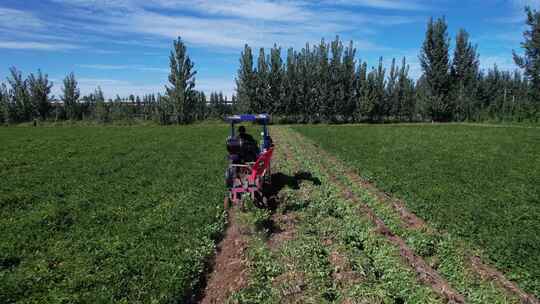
(1, 123, 538, 302)
(0, 126, 228, 303)
(294, 124, 540, 295)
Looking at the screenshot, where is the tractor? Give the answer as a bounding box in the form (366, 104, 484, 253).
(224, 114, 274, 209)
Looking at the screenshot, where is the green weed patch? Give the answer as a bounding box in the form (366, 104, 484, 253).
(294, 124, 540, 297)
(0, 126, 227, 303)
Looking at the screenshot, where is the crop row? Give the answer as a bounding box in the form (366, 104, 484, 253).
(294, 124, 540, 297)
(0, 126, 228, 303)
(287, 126, 521, 303)
(228, 127, 442, 303)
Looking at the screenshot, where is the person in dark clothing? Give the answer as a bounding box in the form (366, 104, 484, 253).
(238, 126, 259, 162)
(238, 126, 256, 144)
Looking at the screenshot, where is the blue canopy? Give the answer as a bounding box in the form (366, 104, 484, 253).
(226, 114, 272, 150)
(226, 114, 270, 124)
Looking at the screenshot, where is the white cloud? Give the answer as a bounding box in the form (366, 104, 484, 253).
(124, 12, 251, 47)
(123, 8, 415, 51)
(49, 0, 136, 11)
(52, 0, 309, 21)
(0, 7, 43, 30)
(330, 0, 428, 11)
(491, 0, 539, 23)
(481, 55, 518, 71)
(13, 0, 427, 95)
(0, 41, 78, 50)
(511, 0, 540, 9)
(171, 0, 310, 22)
(78, 64, 168, 73)
(0, 6, 84, 51)
(47, 0, 420, 50)
(51, 77, 164, 98)
(40, 0, 426, 96)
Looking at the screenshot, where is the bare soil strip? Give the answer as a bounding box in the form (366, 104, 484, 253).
(470, 256, 540, 304)
(334, 170, 465, 303)
(325, 238, 363, 290)
(199, 211, 249, 304)
(296, 128, 539, 304)
(311, 142, 428, 231)
(286, 128, 465, 304)
(266, 143, 300, 251)
(267, 212, 297, 250)
(279, 130, 361, 287)
(198, 126, 536, 304)
(276, 128, 363, 301)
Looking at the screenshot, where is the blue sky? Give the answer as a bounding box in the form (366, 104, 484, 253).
(0, 0, 538, 98)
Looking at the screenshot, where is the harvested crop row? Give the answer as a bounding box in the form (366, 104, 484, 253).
(303, 135, 538, 304)
(273, 127, 443, 303)
(286, 127, 525, 304)
(200, 127, 308, 303)
(293, 124, 540, 298)
(228, 129, 338, 303)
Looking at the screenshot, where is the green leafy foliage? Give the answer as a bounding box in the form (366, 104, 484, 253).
(231, 127, 441, 303)
(294, 124, 540, 296)
(280, 129, 441, 303)
(0, 126, 228, 303)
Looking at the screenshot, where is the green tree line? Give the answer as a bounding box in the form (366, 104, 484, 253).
(236, 8, 540, 123)
(0, 37, 232, 125)
(1, 8, 538, 125)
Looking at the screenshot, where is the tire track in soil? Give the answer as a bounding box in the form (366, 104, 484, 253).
(199, 129, 300, 303)
(266, 131, 300, 251)
(339, 182, 465, 304)
(303, 132, 540, 304)
(470, 256, 539, 304)
(266, 131, 309, 302)
(198, 210, 249, 304)
(274, 127, 362, 302)
(284, 127, 466, 304)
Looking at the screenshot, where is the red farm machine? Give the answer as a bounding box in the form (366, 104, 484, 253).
(224, 114, 274, 209)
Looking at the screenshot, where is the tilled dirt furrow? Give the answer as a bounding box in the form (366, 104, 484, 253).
(302, 130, 539, 304)
(275, 127, 367, 301)
(344, 167, 427, 230)
(266, 135, 301, 251)
(315, 143, 428, 231)
(199, 210, 249, 304)
(284, 127, 466, 304)
(333, 167, 465, 303)
(270, 128, 339, 302)
(470, 256, 539, 304)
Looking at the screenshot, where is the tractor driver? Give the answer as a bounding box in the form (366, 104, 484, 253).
(238, 126, 260, 161)
(238, 126, 256, 144)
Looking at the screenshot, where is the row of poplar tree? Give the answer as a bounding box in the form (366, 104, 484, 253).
(1, 8, 539, 125)
(235, 8, 539, 123)
(0, 36, 234, 125)
(0, 67, 233, 125)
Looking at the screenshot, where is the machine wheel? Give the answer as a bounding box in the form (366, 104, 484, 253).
(264, 168, 272, 185)
(224, 195, 231, 210)
(225, 167, 235, 188)
(253, 191, 268, 208)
